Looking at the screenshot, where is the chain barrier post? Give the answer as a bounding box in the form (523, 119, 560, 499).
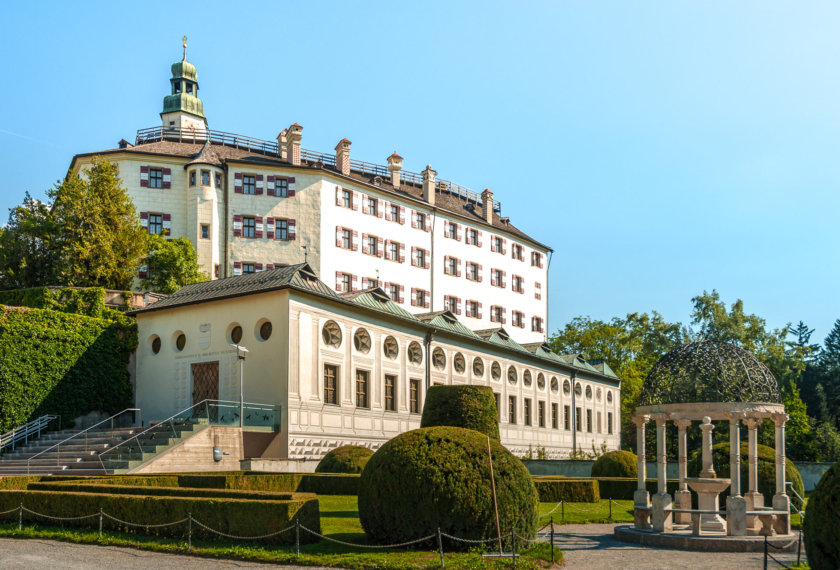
(188, 512, 192, 552)
(437, 527, 445, 569)
(18, 503, 22, 531)
(99, 509, 103, 539)
(797, 528, 802, 566)
(561, 501, 565, 523)
(609, 498, 612, 521)
(550, 516, 555, 564)
(511, 528, 516, 568)
(295, 519, 300, 557)
(763, 535, 768, 570)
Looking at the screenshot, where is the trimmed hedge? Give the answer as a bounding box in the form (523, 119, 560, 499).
(420, 385, 500, 440)
(595, 477, 680, 500)
(687, 442, 805, 509)
(315, 445, 373, 474)
(0, 489, 319, 544)
(177, 472, 360, 495)
(28, 482, 300, 501)
(0, 287, 108, 319)
(804, 461, 840, 570)
(359, 426, 538, 548)
(592, 451, 637, 478)
(0, 306, 136, 432)
(532, 477, 599, 502)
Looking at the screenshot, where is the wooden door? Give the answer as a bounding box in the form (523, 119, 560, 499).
(191, 361, 219, 404)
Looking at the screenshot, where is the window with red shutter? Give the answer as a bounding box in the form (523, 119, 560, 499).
(233, 215, 242, 237)
(267, 175, 275, 197)
(288, 219, 296, 240)
(162, 168, 171, 189)
(288, 177, 296, 197)
(234, 173, 243, 193)
(255, 216, 264, 238)
(140, 166, 149, 187)
(267, 217, 275, 239)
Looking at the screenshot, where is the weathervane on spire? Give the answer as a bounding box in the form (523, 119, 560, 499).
(182, 36, 188, 60)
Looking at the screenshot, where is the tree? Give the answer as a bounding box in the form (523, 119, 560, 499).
(820, 319, 840, 373)
(142, 234, 207, 294)
(0, 193, 60, 288)
(50, 159, 148, 289)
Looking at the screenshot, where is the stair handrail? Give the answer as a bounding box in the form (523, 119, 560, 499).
(98, 400, 280, 472)
(0, 415, 58, 454)
(26, 408, 140, 475)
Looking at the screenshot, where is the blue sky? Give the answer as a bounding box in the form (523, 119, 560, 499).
(1, 1, 838, 343)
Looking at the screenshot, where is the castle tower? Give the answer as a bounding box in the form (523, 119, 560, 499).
(161, 37, 207, 131)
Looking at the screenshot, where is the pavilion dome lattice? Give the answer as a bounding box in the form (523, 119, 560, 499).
(640, 340, 780, 406)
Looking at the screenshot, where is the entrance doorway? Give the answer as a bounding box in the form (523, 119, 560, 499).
(191, 361, 219, 404)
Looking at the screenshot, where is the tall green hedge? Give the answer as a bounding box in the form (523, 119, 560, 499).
(0, 287, 109, 318)
(804, 461, 840, 570)
(592, 450, 638, 478)
(315, 445, 373, 474)
(420, 385, 500, 439)
(532, 477, 600, 502)
(0, 306, 136, 432)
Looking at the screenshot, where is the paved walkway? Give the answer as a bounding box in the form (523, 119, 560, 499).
(0, 538, 323, 569)
(551, 524, 806, 569)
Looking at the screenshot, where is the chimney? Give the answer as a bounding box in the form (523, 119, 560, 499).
(335, 138, 352, 175)
(387, 152, 403, 189)
(422, 165, 436, 206)
(481, 188, 494, 224)
(287, 123, 303, 166)
(276, 129, 288, 161)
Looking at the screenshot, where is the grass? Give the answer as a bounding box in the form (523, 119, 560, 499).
(539, 498, 635, 525)
(0, 496, 564, 569)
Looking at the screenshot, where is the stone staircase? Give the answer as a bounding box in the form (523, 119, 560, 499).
(0, 426, 139, 476)
(97, 417, 209, 474)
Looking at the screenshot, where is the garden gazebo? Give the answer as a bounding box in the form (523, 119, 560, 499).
(631, 341, 791, 537)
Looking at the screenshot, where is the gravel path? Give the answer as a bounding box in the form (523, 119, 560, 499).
(0, 538, 323, 569)
(551, 524, 806, 569)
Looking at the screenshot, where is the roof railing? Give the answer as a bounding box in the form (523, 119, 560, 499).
(134, 127, 501, 214)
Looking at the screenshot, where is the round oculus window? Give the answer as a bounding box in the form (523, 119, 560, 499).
(151, 336, 161, 354)
(432, 347, 446, 370)
(175, 333, 186, 352)
(563, 380, 571, 395)
(507, 366, 518, 385)
(453, 353, 466, 373)
(230, 325, 243, 344)
(354, 328, 372, 353)
(408, 341, 423, 365)
(383, 336, 399, 360)
(537, 373, 546, 390)
(259, 321, 272, 341)
(523, 370, 532, 387)
(322, 320, 342, 348)
(491, 361, 502, 381)
(472, 357, 484, 377)
(550, 377, 559, 393)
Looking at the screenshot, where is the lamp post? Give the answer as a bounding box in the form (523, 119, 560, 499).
(231, 344, 249, 428)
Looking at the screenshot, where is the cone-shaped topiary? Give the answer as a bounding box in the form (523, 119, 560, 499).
(315, 445, 373, 474)
(687, 441, 804, 509)
(592, 450, 638, 478)
(420, 385, 500, 440)
(358, 426, 538, 548)
(804, 461, 840, 570)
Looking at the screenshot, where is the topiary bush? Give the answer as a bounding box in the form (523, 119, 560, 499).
(532, 477, 600, 502)
(315, 445, 373, 474)
(804, 461, 840, 570)
(420, 385, 500, 439)
(591, 450, 638, 478)
(687, 441, 804, 509)
(359, 426, 537, 548)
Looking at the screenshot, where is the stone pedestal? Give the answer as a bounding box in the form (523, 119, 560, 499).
(772, 494, 791, 535)
(652, 492, 673, 532)
(633, 489, 651, 530)
(687, 477, 730, 533)
(726, 496, 747, 536)
(745, 491, 764, 531)
(674, 489, 692, 524)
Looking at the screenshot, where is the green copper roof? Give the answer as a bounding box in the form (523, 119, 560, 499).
(171, 59, 197, 81)
(342, 289, 419, 321)
(162, 56, 206, 120)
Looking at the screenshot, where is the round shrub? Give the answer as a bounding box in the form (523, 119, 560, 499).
(804, 461, 840, 570)
(687, 441, 804, 509)
(315, 445, 373, 474)
(420, 385, 500, 440)
(592, 450, 638, 478)
(358, 426, 538, 547)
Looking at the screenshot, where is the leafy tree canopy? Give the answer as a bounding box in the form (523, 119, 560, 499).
(142, 234, 207, 294)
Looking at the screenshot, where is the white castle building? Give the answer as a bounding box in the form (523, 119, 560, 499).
(66, 44, 620, 462)
(70, 45, 549, 344)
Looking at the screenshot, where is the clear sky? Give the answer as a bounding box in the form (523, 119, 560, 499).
(1, 1, 838, 343)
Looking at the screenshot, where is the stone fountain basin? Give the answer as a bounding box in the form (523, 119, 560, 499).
(685, 477, 731, 493)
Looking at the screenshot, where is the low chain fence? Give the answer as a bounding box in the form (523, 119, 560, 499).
(0, 503, 566, 568)
(763, 531, 803, 570)
(542, 497, 629, 522)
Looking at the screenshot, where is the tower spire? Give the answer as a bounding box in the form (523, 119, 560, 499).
(182, 36, 187, 61)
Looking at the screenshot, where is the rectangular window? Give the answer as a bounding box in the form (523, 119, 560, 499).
(389, 284, 400, 302)
(531, 251, 543, 267)
(416, 213, 426, 230)
(389, 204, 399, 221)
(243, 175, 256, 194)
(342, 189, 353, 208)
(189, 171, 196, 187)
(512, 311, 524, 328)
(551, 403, 558, 429)
(243, 217, 256, 238)
(149, 168, 163, 189)
(409, 379, 421, 413)
(524, 399, 532, 426)
(532, 317, 544, 333)
(389, 242, 399, 261)
(508, 396, 517, 424)
(148, 214, 163, 235)
(275, 219, 288, 240)
(201, 170, 210, 186)
(564, 405, 571, 430)
(512, 243, 523, 260)
(492, 236, 503, 252)
(512, 275, 523, 293)
(416, 289, 427, 307)
(586, 409, 593, 433)
(494, 392, 501, 421)
(342, 273, 352, 292)
(384, 374, 396, 411)
(200, 224, 209, 239)
(608, 412, 614, 435)
(538, 401, 546, 428)
(368, 197, 378, 216)
(492, 306, 504, 323)
(215, 173, 222, 188)
(466, 228, 478, 245)
(324, 364, 338, 404)
(446, 257, 457, 275)
(446, 221, 457, 239)
(444, 296, 458, 313)
(342, 229, 352, 249)
(467, 262, 479, 281)
(416, 248, 426, 267)
(242, 263, 255, 274)
(367, 235, 378, 256)
(576, 407, 582, 432)
(365, 277, 378, 289)
(356, 370, 369, 409)
(492, 269, 504, 287)
(597, 411, 602, 434)
(535, 283, 542, 301)
(466, 300, 479, 318)
(276, 178, 289, 197)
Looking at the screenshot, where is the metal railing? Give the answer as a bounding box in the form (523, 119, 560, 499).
(300, 148, 335, 166)
(25, 409, 139, 475)
(0, 415, 58, 454)
(98, 400, 280, 473)
(786, 481, 806, 518)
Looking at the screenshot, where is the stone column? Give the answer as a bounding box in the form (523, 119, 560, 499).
(674, 419, 692, 524)
(726, 412, 746, 536)
(651, 415, 672, 532)
(772, 413, 791, 535)
(744, 417, 763, 530)
(632, 414, 651, 530)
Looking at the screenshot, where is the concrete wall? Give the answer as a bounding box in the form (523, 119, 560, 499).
(795, 462, 833, 491)
(134, 426, 243, 473)
(524, 459, 679, 479)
